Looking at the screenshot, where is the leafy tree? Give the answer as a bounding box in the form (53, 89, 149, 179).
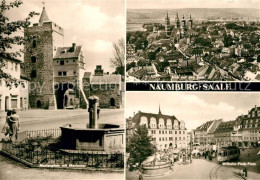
(128, 125, 156, 168)
(0, 0, 39, 87)
(223, 34, 234, 47)
(137, 59, 147, 67)
(110, 38, 125, 76)
(194, 37, 211, 47)
(126, 61, 136, 71)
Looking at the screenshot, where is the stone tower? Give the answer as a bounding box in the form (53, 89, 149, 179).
(175, 13, 180, 29)
(181, 15, 186, 37)
(188, 14, 193, 29)
(165, 12, 171, 37)
(23, 6, 64, 109)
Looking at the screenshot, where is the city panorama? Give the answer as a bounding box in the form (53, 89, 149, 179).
(126, 0, 260, 81)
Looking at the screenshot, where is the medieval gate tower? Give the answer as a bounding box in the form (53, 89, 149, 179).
(23, 6, 64, 109)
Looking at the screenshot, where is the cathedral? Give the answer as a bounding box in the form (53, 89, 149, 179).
(164, 12, 194, 41)
(23, 6, 121, 109)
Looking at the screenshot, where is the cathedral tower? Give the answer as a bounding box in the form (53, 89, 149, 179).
(165, 12, 171, 37)
(175, 13, 180, 29)
(188, 14, 193, 29)
(181, 15, 186, 37)
(23, 6, 64, 109)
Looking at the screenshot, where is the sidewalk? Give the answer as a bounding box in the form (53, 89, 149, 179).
(0, 108, 123, 124)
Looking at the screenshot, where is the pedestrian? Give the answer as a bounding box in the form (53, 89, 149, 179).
(138, 170, 143, 180)
(8, 109, 20, 142)
(1, 110, 11, 138)
(243, 166, 247, 178)
(5, 110, 12, 136)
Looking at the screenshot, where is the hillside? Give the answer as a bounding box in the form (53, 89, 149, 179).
(127, 8, 260, 22)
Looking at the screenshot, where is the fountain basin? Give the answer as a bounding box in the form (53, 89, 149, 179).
(142, 161, 172, 176)
(60, 123, 124, 152)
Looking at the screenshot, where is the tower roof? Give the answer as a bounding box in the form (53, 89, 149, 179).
(165, 11, 170, 20)
(39, 7, 50, 25)
(159, 104, 162, 115)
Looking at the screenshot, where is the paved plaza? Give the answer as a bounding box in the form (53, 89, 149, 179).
(126, 159, 260, 180)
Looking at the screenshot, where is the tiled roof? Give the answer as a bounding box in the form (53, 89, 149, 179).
(83, 72, 91, 78)
(255, 74, 260, 81)
(54, 46, 82, 59)
(196, 120, 214, 131)
(214, 121, 235, 133)
(91, 74, 121, 84)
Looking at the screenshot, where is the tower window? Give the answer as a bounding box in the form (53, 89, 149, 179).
(31, 70, 37, 78)
(60, 61, 64, 65)
(31, 56, 36, 63)
(32, 40, 37, 48)
(58, 72, 62, 76)
(63, 71, 67, 76)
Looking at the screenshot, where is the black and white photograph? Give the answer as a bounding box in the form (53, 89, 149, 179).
(0, 0, 125, 179)
(1, 0, 260, 180)
(126, 92, 260, 179)
(126, 0, 260, 81)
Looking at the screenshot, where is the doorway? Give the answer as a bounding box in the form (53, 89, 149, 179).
(110, 98, 115, 107)
(36, 100, 42, 108)
(5, 96, 9, 111)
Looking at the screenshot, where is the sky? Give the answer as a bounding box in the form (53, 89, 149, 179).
(5, 0, 125, 73)
(125, 92, 260, 131)
(127, 0, 260, 9)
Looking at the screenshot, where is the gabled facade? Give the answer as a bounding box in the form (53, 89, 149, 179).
(129, 107, 187, 150)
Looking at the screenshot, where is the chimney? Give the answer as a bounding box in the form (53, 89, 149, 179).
(72, 43, 76, 52)
(88, 96, 100, 129)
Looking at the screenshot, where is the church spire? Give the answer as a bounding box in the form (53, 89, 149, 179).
(39, 2, 50, 25)
(159, 104, 162, 115)
(166, 11, 169, 20)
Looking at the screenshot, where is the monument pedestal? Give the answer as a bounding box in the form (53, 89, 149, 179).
(59, 96, 124, 152)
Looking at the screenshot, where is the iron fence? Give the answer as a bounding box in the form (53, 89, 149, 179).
(1, 141, 124, 168)
(25, 129, 61, 139)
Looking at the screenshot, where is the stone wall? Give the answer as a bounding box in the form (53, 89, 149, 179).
(90, 84, 121, 108)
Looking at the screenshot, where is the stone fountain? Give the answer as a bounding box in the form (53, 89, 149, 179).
(141, 152, 172, 176)
(60, 96, 124, 152)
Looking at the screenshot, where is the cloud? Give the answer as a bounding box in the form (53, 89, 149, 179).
(84, 40, 112, 53)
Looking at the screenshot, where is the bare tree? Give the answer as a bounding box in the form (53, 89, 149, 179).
(110, 38, 125, 76)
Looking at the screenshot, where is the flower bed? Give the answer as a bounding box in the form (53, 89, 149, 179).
(1, 136, 124, 170)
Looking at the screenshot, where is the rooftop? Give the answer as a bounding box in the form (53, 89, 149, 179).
(54, 45, 82, 59)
